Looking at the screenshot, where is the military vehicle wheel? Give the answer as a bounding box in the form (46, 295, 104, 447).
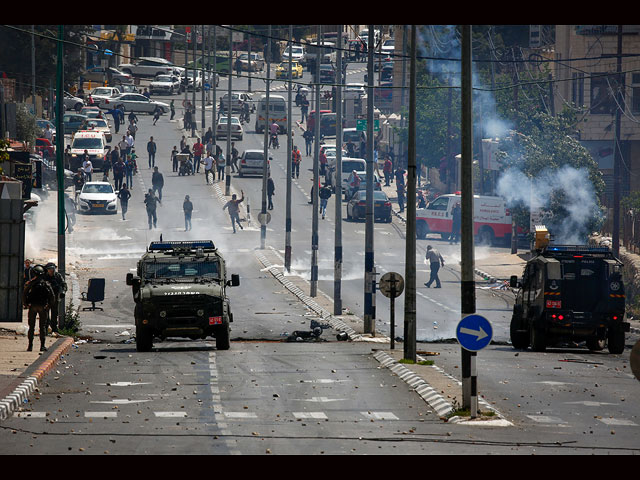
(530, 323, 547, 352)
(136, 326, 153, 352)
(510, 312, 529, 350)
(607, 330, 625, 354)
(586, 337, 606, 351)
(216, 325, 230, 350)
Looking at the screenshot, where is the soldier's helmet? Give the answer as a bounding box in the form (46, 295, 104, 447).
(32, 265, 46, 276)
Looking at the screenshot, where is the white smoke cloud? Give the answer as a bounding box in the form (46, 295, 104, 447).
(496, 165, 602, 244)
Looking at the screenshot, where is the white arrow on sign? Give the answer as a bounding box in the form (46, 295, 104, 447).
(459, 326, 489, 341)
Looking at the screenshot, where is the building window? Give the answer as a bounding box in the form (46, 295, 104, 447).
(572, 72, 584, 107)
(632, 73, 640, 114)
(590, 73, 624, 115)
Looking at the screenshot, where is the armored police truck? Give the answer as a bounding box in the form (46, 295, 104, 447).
(126, 240, 239, 352)
(509, 241, 629, 354)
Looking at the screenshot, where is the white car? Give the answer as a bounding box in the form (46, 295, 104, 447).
(77, 182, 118, 215)
(64, 92, 85, 112)
(216, 116, 243, 141)
(282, 44, 306, 65)
(100, 93, 169, 114)
(119, 57, 179, 78)
(88, 87, 121, 105)
(150, 74, 180, 95)
(81, 118, 112, 143)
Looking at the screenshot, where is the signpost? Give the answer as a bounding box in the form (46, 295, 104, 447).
(456, 314, 493, 418)
(379, 272, 404, 349)
(356, 118, 379, 132)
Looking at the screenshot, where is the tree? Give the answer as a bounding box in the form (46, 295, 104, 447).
(0, 25, 94, 100)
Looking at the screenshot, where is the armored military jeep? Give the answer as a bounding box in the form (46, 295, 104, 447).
(126, 240, 239, 352)
(510, 244, 629, 354)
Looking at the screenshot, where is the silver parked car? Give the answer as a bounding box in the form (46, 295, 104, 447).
(99, 93, 169, 114)
(238, 149, 271, 177)
(63, 92, 85, 112)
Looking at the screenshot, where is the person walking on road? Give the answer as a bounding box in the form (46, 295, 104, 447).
(319, 182, 332, 219)
(147, 136, 157, 169)
(124, 156, 134, 187)
(223, 190, 244, 233)
(303, 127, 314, 156)
(450, 202, 461, 244)
(231, 142, 239, 173)
(72, 169, 84, 202)
(171, 146, 179, 172)
(118, 183, 131, 220)
(183, 195, 193, 231)
(267, 174, 275, 210)
(170, 99, 175, 121)
(22, 265, 55, 352)
(425, 245, 445, 288)
(203, 152, 214, 184)
(291, 146, 301, 179)
(300, 95, 309, 124)
(112, 157, 125, 192)
(44, 263, 66, 334)
(152, 166, 164, 202)
(193, 138, 204, 174)
(216, 152, 226, 181)
(144, 188, 161, 229)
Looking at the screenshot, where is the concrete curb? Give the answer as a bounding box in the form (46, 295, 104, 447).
(0, 336, 75, 421)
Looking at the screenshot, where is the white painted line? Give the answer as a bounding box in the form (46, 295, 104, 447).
(597, 418, 638, 426)
(223, 412, 258, 418)
(154, 412, 188, 418)
(361, 411, 399, 420)
(526, 415, 567, 424)
(85, 411, 118, 418)
(16, 411, 47, 418)
(293, 412, 328, 420)
(90, 399, 151, 405)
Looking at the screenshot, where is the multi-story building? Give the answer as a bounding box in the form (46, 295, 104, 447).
(553, 25, 640, 204)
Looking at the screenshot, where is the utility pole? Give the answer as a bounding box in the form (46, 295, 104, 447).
(460, 25, 477, 414)
(403, 25, 417, 361)
(310, 25, 322, 297)
(285, 25, 293, 273)
(334, 25, 344, 316)
(31, 25, 36, 111)
(192, 25, 196, 138)
(260, 25, 271, 250)
(226, 26, 233, 197)
(55, 25, 66, 328)
(613, 25, 623, 258)
(184, 27, 189, 134)
(364, 25, 375, 334)
(201, 25, 205, 138)
(212, 26, 217, 132)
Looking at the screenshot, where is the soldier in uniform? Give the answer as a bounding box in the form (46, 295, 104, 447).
(22, 265, 55, 351)
(44, 263, 67, 333)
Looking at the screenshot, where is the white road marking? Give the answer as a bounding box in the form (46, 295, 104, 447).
(293, 412, 328, 419)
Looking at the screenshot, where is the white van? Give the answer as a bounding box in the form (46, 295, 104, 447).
(69, 130, 110, 171)
(416, 194, 511, 245)
(255, 95, 287, 134)
(332, 158, 366, 194)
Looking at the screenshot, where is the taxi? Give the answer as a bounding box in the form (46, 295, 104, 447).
(276, 61, 303, 79)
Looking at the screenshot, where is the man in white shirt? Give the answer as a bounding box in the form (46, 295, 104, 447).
(126, 132, 135, 155)
(203, 153, 214, 184)
(82, 153, 93, 181)
(118, 136, 128, 160)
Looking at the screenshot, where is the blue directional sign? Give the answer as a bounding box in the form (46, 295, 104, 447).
(456, 314, 493, 352)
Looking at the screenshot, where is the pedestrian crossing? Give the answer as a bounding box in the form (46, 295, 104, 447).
(15, 408, 406, 422)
